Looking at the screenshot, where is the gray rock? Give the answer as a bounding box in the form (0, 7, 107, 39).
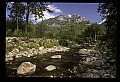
(17, 62, 36, 75)
(102, 74, 111, 78)
(12, 48, 19, 53)
(5, 57, 13, 62)
(45, 65, 56, 71)
(33, 50, 38, 55)
(38, 46, 44, 50)
(79, 49, 90, 54)
(84, 57, 98, 64)
(7, 52, 14, 57)
(18, 46, 24, 50)
(12, 37, 19, 42)
(82, 73, 100, 78)
(15, 54, 23, 58)
(50, 55, 62, 59)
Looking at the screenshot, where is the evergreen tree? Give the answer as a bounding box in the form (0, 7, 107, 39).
(6, 2, 25, 30)
(97, 3, 117, 54)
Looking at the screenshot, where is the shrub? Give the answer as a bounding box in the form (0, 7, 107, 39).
(99, 41, 108, 52)
(12, 29, 23, 37)
(39, 37, 59, 48)
(6, 29, 12, 37)
(59, 39, 68, 47)
(27, 42, 39, 49)
(6, 45, 14, 54)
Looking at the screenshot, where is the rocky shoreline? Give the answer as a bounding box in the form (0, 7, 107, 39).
(6, 37, 116, 78)
(6, 37, 70, 62)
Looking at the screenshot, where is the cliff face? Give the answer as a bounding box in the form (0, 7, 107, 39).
(56, 14, 86, 22)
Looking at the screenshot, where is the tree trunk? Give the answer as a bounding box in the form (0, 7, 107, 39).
(16, 4, 19, 30)
(25, 3, 29, 33)
(95, 32, 96, 41)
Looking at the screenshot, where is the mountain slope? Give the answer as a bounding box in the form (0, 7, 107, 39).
(38, 14, 91, 27)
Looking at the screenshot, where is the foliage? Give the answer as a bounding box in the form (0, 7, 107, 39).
(6, 2, 53, 33)
(6, 29, 12, 37)
(97, 3, 117, 54)
(6, 45, 14, 54)
(6, 2, 113, 50)
(82, 23, 105, 43)
(39, 37, 59, 48)
(58, 39, 68, 47)
(27, 42, 39, 49)
(6, 19, 16, 32)
(12, 29, 23, 37)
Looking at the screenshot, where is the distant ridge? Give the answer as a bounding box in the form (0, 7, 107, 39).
(38, 14, 91, 27)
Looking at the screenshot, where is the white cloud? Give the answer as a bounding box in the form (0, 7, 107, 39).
(30, 11, 57, 23)
(30, 4, 62, 23)
(47, 4, 62, 13)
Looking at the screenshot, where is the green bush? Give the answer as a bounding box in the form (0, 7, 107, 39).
(77, 38, 85, 44)
(59, 39, 68, 46)
(6, 29, 12, 37)
(99, 41, 108, 52)
(39, 37, 59, 48)
(6, 45, 14, 54)
(12, 29, 23, 37)
(27, 42, 39, 49)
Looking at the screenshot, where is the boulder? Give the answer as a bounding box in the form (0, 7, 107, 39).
(6, 52, 14, 62)
(45, 65, 56, 71)
(18, 46, 24, 50)
(27, 53, 34, 57)
(78, 49, 90, 54)
(87, 49, 97, 53)
(5, 57, 13, 62)
(89, 44, 96, 47)
(7, 52, 14, 57)
(82, 73, 100, 78)
(28, 49, 33, 53)
(31, 48, 36, 51)
(38, 46, 44, 50)
(12, 37, 19, 43)
(38, 50, 47, 55)
(78, 48, 97, 55)
(22, 53, 28, 57)
(12, 48, 19, 53)
(50, 55, 62, 59)
(17, 62, 36, 75)
(46, 48, 55, 52)
(33, 50, 38, 55)
(86, 57, 98, 62)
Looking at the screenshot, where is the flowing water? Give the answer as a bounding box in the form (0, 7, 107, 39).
(5, 44, 116, 78)
(6, 46, 84, 77)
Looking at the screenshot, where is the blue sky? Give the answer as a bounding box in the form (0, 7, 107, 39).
(6, 2, 102, 24)
(53, 3, 102, 23)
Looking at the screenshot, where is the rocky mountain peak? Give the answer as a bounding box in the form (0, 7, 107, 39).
(56, 14, 69, 21)
(39, 13, 91, 27)
(71, 14, 81, 17)
(55, 13, 86, 22)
